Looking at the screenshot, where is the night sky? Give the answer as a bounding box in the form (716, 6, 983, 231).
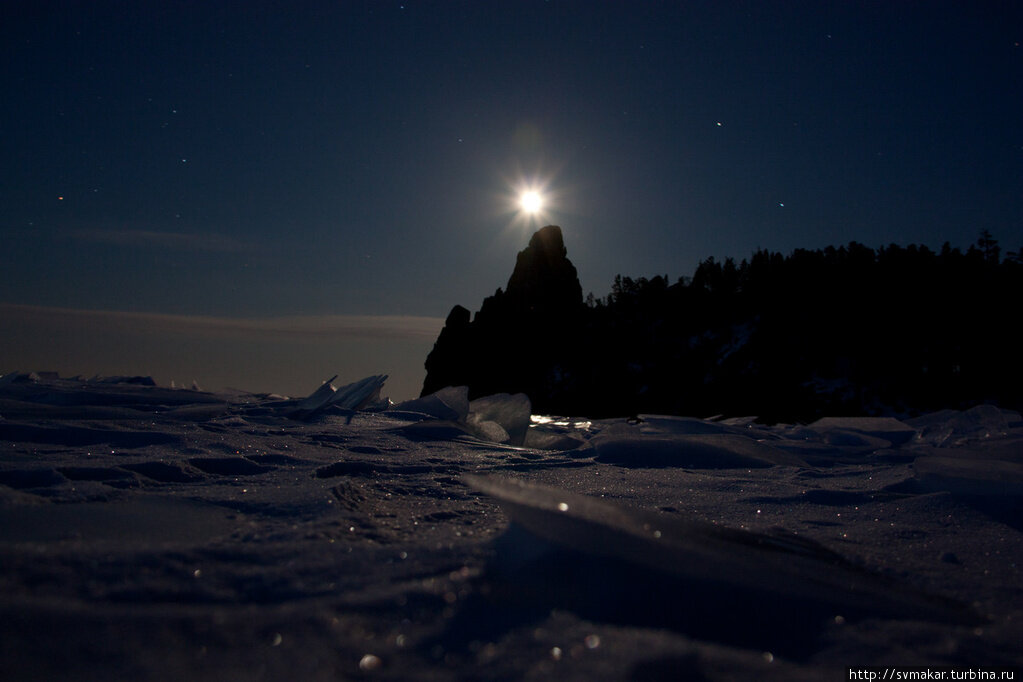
(3, 1, 1021, 397)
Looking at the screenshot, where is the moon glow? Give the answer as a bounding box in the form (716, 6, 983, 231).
(520, 190, 543, 214)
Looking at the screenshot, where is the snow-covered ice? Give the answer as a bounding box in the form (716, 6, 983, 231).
(0, 372, 1021, 680)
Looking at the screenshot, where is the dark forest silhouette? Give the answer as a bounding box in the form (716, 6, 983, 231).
(424, 227, 1023, 422)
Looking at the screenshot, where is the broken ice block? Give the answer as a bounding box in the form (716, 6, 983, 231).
(468, 393, 531, 446)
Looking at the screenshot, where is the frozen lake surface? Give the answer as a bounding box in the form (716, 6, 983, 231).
(1, 373, 1021, 680)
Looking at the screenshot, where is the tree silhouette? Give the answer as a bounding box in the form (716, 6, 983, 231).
(424, 229, 1023, 421)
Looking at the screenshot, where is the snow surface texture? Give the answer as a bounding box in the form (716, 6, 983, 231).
(1, 372, 1021, 680)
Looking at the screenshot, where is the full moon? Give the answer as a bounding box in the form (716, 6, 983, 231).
(520, 190, 543, 214)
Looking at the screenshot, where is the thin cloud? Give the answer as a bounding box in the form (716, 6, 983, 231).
(0, 303, 444, 341)
(72, 228, 251, 253)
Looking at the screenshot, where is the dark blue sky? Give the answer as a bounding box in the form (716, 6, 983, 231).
(4, 1, 1022, 320)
